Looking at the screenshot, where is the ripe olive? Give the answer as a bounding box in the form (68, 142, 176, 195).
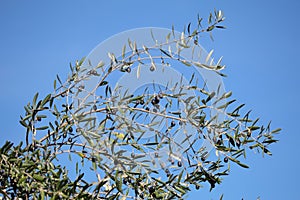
(224, 157, 228, 163)
(165, 169, 170, 174)
(126, 67, 131, 73)
(140, 99, 145, 105)
(154, 96, 160, 104)
(177, 161, 182, 167)
(148, 186, 155, 193)
(158, 92, 163, 99)
(151, 99, 156, 105)
(93, 105, 97, 111)
(170, 121, 176, 127)
(150, 65, 155, 71)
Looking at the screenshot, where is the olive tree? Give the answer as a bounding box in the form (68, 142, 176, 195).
(0, 10, 280, 200)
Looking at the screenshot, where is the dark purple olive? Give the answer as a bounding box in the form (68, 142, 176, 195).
(224, 157, 228, 163)
(148, 186, 155, 193)
(158, 92, 163, 99)
(93, 105, 97, 111)
(140, 99, 145, 105)
(126, 67, 131, 73)
(177, 161, 182, 167)
(170, 121, 176, 127)
(150, 65, 155, 72)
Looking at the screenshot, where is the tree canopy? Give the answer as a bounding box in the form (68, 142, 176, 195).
(0, 10, 280, 200)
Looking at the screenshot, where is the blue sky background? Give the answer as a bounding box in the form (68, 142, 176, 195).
(0, 1, 299, 199)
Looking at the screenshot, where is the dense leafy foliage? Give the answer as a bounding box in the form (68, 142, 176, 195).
(0, 10, 280, 199)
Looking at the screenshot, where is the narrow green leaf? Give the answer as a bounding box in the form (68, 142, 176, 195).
(19, 120, 28, 128)
(53, 79, 57, 90)
(122, 44, 126, 59)
(207, 25, 215, 32)
(271, 128, 281, 134)
(33, 92, 39, 107)
(181, 60, 192, 66)
(206, 50, 214, 63)
(227, 157, 249, 168)
(36, 126, 49, 130)
(56, 74, 62, 85)
(160, 48, 172, 58)
(33, 174, 44, 181)
(216, 25, 226, 29)
(137, 63, 141, 79)
(220, 194, 224, 200)
(41, 94, 51, 107)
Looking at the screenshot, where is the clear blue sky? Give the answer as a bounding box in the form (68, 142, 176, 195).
(0, 1, 299, 199)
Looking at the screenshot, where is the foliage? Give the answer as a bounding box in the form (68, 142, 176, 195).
(0, 10, 280, 199)
(0, 141, 92, 199)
